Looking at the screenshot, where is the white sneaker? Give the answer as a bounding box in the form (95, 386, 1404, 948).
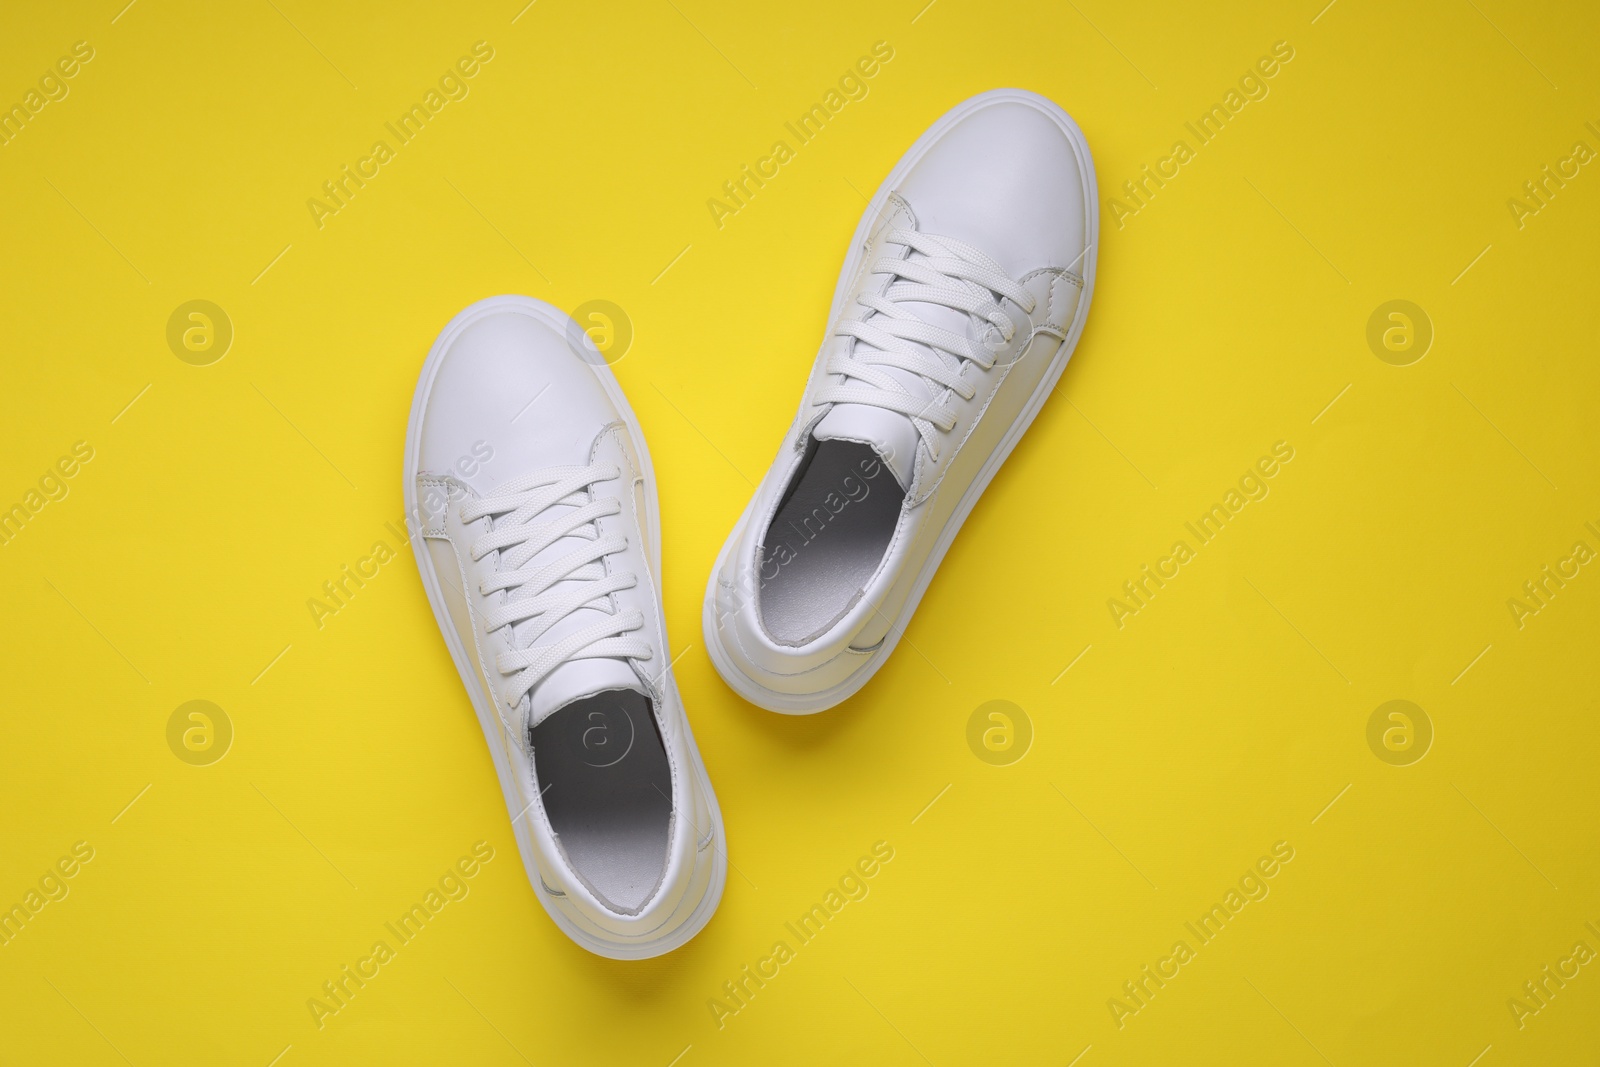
(704, 89, 1099, 713)
(404, 295, 726, 958)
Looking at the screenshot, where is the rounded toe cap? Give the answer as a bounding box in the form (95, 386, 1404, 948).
(418, 299, 621, 481)
(896, 93, 1092, 277)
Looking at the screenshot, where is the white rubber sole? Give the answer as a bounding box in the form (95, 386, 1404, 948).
(403, 294, 727, 959)
(703, 88, 1101, 714)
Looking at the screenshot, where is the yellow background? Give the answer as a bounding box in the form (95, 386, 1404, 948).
(2, 0, 1597, 1063)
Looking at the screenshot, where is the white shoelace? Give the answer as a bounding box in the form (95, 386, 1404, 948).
(816, 228, 1036, 461)
(461, 463, 652, 710)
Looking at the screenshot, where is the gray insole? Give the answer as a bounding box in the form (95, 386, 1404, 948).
(759, 439, 906, 644)
(530, 689, 671, 914)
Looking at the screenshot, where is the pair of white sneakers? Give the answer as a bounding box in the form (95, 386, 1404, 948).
(402, 89, 1098, 958)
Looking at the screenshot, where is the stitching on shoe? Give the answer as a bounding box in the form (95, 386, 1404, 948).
(417, 475, 454, 537)
(909, 354, 1020, 507)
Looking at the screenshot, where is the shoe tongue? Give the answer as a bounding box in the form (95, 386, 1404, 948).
(812, 405, 917, 491)
(528, 661, 644, 728)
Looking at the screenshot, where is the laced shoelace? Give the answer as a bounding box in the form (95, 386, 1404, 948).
(460, 463, 652, 710)
(816, 228, 1037, 461)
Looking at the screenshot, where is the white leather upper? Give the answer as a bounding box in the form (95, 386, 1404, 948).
(709, 90, 1093, 701)
(411, 302, 717, 944)
(897, 100, 1088, 279)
